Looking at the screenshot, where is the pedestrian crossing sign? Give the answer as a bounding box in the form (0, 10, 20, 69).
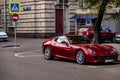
(9, 2, 21, 14)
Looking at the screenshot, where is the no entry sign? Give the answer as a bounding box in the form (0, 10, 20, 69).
(12, 14, 19, 22)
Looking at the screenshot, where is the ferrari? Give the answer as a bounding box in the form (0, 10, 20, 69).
(42, 35, 118, 64)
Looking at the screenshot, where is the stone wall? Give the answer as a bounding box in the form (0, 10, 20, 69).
(0, 0, 79, 38)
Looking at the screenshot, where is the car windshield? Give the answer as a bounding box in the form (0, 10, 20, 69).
(67, 36, 91, 44)
(79, 28, 88, 31)
(101, 27, 110, 32)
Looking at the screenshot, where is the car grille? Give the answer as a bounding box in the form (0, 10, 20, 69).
(94, 56, 117, 60)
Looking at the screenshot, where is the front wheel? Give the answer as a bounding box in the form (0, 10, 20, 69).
(76, 50, 85, 64)
(44, 46, 53, 60)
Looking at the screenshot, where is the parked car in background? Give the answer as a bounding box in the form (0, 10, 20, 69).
(114, 33, 120, 43)
(42, 35, 118, 64)
(76, 26, 116, 43)
(0, 29, 8, 41)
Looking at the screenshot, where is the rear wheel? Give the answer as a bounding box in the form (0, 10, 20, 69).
(44, 46, 53, 60)
(76, 50, 85, 64)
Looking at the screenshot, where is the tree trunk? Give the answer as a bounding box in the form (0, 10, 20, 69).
(94, 0, 110, 44)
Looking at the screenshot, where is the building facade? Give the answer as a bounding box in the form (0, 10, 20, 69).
(0, 0, 79, 38)
(102, 8, 120, 33)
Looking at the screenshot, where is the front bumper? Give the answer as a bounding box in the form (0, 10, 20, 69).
(115, 34, 120, 43)
(115, 38, 120, 43)
(0, 37, 8, 41)
(86, 55, 118, 63)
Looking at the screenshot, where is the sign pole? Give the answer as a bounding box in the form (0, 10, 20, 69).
(12, 14, 19, 47)
(14, 22, 17, 47)
(4, 0, 7, 32)
(63, 0, 65, 35)
(9, 2, 20, 47)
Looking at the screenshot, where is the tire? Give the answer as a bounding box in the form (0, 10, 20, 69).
(76, 50, 85, 64)
(44, 46, 53, 60)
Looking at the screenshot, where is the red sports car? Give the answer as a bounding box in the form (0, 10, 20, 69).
(42, 35, 118, 64)
(76, 26, 116, 42)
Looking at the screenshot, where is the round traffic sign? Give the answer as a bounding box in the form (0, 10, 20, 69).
(12, 14, 19, 22)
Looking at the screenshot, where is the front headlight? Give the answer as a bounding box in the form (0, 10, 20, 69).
(88, 48, 96, 54)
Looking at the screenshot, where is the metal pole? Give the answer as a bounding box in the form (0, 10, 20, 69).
(75, 19, 77, 34)
(63, 0, 65, 35)
(34, 0, 37, 38)
(4, 0, 6, 32)
(14, 22, 17, 47)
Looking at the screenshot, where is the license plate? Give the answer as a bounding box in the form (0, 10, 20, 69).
(105, 59, 113, 63)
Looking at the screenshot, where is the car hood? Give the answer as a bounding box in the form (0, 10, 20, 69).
(72, 44, 115, 56)
(0, 32, 7, 35)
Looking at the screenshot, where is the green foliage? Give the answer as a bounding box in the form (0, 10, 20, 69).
(111, 12, 120, 19)
(76, 0, 120, 9)
(74, 0, 120, 44)
(115, 0, 120, 7)
(84, 0, 102, 6)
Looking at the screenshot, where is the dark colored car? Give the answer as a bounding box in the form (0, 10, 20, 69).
(42, 35, 118, 64)
(76, 26, 116, 42)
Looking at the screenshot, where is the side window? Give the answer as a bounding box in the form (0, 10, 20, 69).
(101, 27, 110, 32)
(55, 36, 68, 43)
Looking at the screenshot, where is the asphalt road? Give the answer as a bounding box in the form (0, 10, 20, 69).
(0, 37, 120, 80)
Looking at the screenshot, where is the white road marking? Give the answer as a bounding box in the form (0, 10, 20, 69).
(15, 53, 24, 57)
(87, 66, 98, 68)
(14, 52, 43, 57)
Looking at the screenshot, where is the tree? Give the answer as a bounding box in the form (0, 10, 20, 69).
(75, 0, 120, 44)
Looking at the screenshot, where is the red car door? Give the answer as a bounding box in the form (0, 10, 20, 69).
(101, 32, 111, 39)
(53, 42, 73, 59)
(52, 37, 73, 59)
(100, 28, 114, 40)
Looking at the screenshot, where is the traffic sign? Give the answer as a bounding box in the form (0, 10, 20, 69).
(12, 14, 19, 22)
(9, 2, 21, 14)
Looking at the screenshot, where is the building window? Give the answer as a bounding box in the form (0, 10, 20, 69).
(77, 19, 86, 27)
(86, 18, 91, 25)
(8, 27, 14, 32)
